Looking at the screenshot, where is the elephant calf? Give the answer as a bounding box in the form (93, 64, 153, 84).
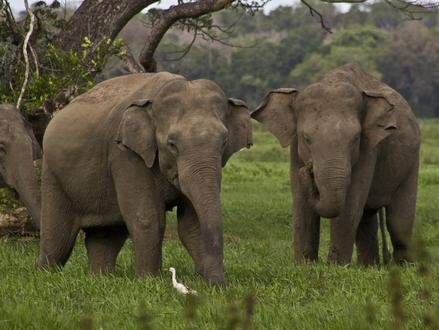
(38, 72, 252, 285)
(252, 63, 420, 265)
(0, 104, 41, 229)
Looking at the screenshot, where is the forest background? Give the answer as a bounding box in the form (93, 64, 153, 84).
(128, 2, 439, 117)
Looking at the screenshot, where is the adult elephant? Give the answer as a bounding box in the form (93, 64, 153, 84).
(38, 72, 252, 286)
(0, 104, 41, 229)
(252, 64, 420, 265)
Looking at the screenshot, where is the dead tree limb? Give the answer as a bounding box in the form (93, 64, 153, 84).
(300, 0, 333, 33)
(16, 0, 35, 109)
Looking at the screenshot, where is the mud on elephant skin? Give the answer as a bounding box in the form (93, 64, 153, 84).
(38, 72, 252, 286)
(252, 63, 420, 265)
(0, 104, 41, 230)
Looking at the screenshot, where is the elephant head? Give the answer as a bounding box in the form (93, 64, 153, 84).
(0, 104, 42, 229)
(116, 79, 252, 284)
(252, 81, 396, 219)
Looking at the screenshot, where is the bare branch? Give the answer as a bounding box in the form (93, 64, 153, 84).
(320, 0, 366, 3)
(163, 25, 199, 62)
(29, 44, 39, 77)
(17, 0, 36, 109)
(180, 17, 257, 48)
(160, 7, 257, 63)
(197, 25, 257, 48)
(138, 0, 235, 71)
(300, 0, 332, 34)
(384, 0, 439, 18)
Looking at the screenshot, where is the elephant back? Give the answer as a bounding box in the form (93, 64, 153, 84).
(72, 72, 184, 107)
(320, 64, 417, 122)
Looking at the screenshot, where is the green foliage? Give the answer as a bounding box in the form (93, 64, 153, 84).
(0, 120, 439, 328)
(0, 1, 126, 113)
(153, 3, 439, 115)
(291, 25, 386, 86)
(378, 22, 439, 118)
(0, 189, 19, 210)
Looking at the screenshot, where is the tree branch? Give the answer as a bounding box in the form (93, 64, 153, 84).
(138, 0, 234, 71)
(29, 44, 39, 77)
(162, 25, 199, 62)
(300, 0, 332, 34)
(16, 0, 35, 109)
(384, 0, 439, 18)
(320, 0, 366, 2)
(58, 0, 160, 52)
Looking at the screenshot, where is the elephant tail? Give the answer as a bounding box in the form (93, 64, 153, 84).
(379, 207, 391, 264)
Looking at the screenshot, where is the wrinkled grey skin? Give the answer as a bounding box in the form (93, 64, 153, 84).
(252, 64, 420, 265)
(0, 104, 41, 229)
(38, 72, 252, 286)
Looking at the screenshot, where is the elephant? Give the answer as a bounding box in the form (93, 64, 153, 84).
(0, 104, 41, 229)
(37, 72, 252, 286)
(251, 63, 420, 265)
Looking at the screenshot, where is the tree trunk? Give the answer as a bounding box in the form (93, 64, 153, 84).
(57, 0, 158, 54)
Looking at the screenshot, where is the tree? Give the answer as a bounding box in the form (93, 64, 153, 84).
(290, 25, 386, 86)
(379, 22, 439, 117)
(1, 0, 266, 113)
(56, 0, 266, 72)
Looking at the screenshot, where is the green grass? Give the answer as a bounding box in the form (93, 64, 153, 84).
(1, 121, 439, 329)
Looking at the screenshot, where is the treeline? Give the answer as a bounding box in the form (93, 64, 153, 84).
(149, 3, 439, 117)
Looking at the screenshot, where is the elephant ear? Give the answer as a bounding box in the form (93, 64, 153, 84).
(115, 99, 157, 168)
(222, 98, 253, 166)
(362, 91, 398, 149)
(251, 88, 298, 147)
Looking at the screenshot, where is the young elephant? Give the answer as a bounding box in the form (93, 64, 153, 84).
(38, 72, 252, 286)
(252, 64, 420, 265)
(0, 104, 41, 229)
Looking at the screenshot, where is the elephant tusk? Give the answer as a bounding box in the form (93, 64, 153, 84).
(169, 267, 198, 296)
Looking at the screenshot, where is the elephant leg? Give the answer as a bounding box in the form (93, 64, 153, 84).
(356, 210, 379, 266)
(293, 198, 320, 262)
(38, 165, 79, 269)
(177, 197, 204, 275)
(328, 214, 361, 264)
(386, 161, 418, 264)
(124, 207, 165, 276)
(112, 156, 165, 276)
(291, 163, 321, 262)
(84, 225, 128, 274)
(328, 150, 378, 264)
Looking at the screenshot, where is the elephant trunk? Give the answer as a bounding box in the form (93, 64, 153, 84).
(178, 154, 225, 286)
(14, 155, 41, 230)
(301, 158, 350, 219)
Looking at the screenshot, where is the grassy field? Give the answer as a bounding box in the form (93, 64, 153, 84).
(1, 120, 439, 329)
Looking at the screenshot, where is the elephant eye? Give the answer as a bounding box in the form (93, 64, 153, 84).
(167, 140, 178, 155)
(303, 133, 312, 144)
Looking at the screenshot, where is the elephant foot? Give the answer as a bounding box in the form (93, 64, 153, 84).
(89, 264, 116, 275)
(202, 272, 227, 287)
(327, 246, 352, 265)
(36, 254, 64, 272)
(393, 248, 414, 265)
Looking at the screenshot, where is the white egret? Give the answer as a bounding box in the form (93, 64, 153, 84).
(169, 267, 198, 295)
